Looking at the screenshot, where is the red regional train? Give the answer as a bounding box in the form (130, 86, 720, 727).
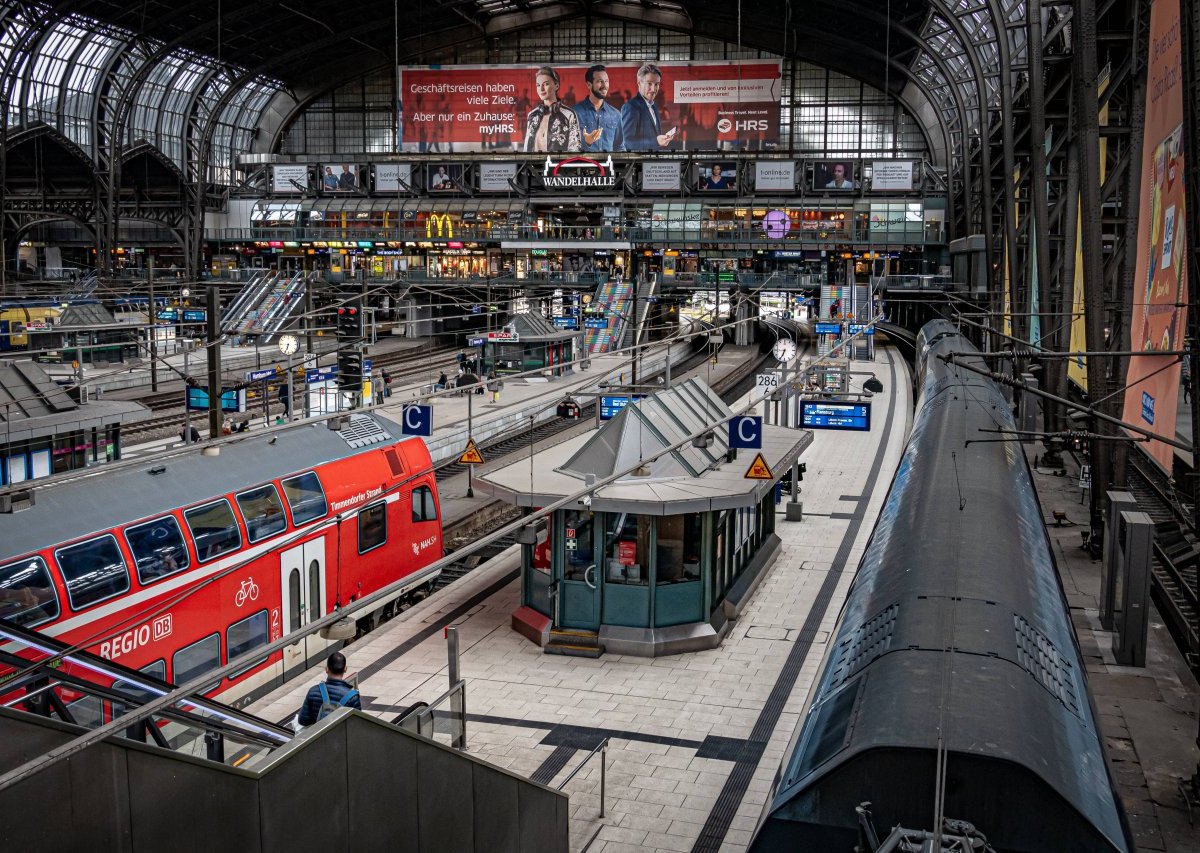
(0, 413, 442, 710)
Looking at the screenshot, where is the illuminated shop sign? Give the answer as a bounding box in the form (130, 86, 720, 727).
(539, 155, 618, 190)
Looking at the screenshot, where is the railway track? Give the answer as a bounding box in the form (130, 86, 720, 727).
(1125, 454, 1200, 664)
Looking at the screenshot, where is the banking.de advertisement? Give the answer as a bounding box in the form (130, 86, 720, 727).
(397, 60, 782, 153)
(1122, 0, 1186, 470)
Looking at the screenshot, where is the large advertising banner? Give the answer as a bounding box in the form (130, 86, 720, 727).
(1122, 0, 1186, 470)
(870, 160, 914, 191)
(272, 164, 309, 193)
(754, 161, 795, 192)
(397, 60, 782, 153)
(375, 163, 412, 193)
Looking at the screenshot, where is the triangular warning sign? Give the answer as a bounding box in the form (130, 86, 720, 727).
(458, 438, 485, 465)
(744, 452, 774, 480)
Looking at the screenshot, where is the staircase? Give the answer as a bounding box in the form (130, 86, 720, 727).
(583, 279, 633, 355)
(544, 627, 604, 658)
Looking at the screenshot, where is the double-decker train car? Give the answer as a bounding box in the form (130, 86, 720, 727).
(750, 321, 1131, 852)
(0, 413, 442, 710)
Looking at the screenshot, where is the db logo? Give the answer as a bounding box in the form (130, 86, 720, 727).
(717, 118, 733, 133)
(153, 614, 173, 640)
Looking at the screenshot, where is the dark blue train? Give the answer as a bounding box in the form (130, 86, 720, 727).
(750, 320, 1131, 852)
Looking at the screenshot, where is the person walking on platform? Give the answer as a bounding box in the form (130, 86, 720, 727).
(295, 651, 360, 730)
(487, 372, 503, 404)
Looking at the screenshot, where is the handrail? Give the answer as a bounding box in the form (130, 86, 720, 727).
(556, 736, 609, 818)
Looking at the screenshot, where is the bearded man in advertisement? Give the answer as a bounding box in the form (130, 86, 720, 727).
(524, 66, 582, 153)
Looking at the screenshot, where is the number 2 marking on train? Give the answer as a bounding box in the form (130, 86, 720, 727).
(271, 608, 281, 641)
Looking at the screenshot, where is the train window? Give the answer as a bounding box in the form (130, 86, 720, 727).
(184, 500, 242, 563)
(308, 560, 322, 620)
(227, 610, 270, 675)
(357, 502, 387, 554)
(236, 485, 287, 544)
(112, 660, 169, 711)
(287, 569, 302, 633)
(411, 486, 438, 523)
(54, 535, 131, 611)
(125, 516, 190, 584)
(172, 633, 220, 690)
(0, 556, 60, 627)
(281, 472, 327, 525)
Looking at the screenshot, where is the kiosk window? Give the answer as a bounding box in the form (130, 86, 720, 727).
(125, 516, 190, 583)
(173, 634, 220, 688)
(184, 500, 242, 562)
(55, 535, 130, 610)
(236, 485, 287, 543)
(412, 486, 438, 523)
(358, 502, 387, 553)
(0, 556, 60, 627)
(282, 472, 327, 525)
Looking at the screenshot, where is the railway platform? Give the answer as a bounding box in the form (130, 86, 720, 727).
(248, 345, 910, 853)
(1033, 454, 1199, 853)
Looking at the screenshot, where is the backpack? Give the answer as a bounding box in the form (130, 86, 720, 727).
(317, 682, 359, 720)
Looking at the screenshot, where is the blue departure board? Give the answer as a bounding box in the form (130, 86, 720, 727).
(800, 400, 872, 431)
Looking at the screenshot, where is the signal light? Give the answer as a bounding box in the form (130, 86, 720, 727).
(336, 300, 364, 340)
(337, 349, 363, 389)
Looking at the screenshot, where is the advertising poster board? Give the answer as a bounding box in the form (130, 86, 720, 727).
(479, 162, 518, 192)
(696, 162, 737, 192)
(870, 160, 914, 191)
(272, 164, 309, 193)
(1121, 0, 1186, 470)
(754, 161, 795, 192)
(812, 161, 858, 191)
(374, 163, 413, 192)
(642, 161, 681, 192)
(427, 163, 466, 192)
(397, 60, 782, 153)
(320, 164, 363, 192)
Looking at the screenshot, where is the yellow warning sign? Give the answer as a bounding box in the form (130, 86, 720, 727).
(744, 452, 774, 480)
(458, 438, 485, 465)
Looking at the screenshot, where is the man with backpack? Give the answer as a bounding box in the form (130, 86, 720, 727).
(295, 651, 361, 728)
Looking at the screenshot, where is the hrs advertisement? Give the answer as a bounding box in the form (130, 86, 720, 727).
(397, 60, 782, 153)
(1122, 0, 1186, 470)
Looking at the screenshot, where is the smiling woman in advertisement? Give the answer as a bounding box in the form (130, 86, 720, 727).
(524, 66, 582, 153)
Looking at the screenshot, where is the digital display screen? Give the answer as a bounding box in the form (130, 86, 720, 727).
(815, 322, 842, 335)
(800, 401, 871, 431)
(599, 395, 642, 420)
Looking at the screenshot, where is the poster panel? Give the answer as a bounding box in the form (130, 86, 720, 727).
(427, 163, 466, 192)
(642, 161, 681, 192)
(812, 161, 858, 191)
(397, 60, 782, 153)
(1122, 0, 1186, 470)
(754, 161, 795, 192)
(320, 164, 363, 192)
(696, 162, 737, 192)
(272, 164, 309, 193)
(870, 160, 914, 191)
(375, 163, 412, 192)
(479, 162, 518, 192)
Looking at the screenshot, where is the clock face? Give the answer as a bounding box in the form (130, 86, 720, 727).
(278, 334, 298, 356)
(773, 338, 797, 363)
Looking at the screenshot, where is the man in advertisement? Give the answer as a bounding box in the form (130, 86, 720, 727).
(323, 166, 339, 191)
(574, 65, 624, 153)
(523, 66, 582, 153)
(824, 162, 857, 189)
(430, 165, 452, 191)
(621, 63, 677, 152)
(338, 164, 357, 190)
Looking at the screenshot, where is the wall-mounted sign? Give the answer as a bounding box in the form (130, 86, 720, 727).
(375, 163, 412, 193)
(755, 161, 795, 192)
(479, 162, 519, 192)
(486, 330, 520, 342)
(272, 164, 309, 193)
(641, 161, 681, 191)
(870, 160, 914, 191)
(538, 155, 617, 190)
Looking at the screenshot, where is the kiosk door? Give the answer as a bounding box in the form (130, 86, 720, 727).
(558, 513, 600, 630)
(279, 537, 329, 675)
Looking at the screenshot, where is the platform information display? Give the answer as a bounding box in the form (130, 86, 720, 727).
(600, 395, 644, 420)
(800, 400, 872, 431)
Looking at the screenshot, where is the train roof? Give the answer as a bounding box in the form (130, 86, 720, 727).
(0, 414, 417, 562)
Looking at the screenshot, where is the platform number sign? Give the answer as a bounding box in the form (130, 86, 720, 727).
(401, 404, 433, 437)
(756, 371, 780, 391)
(729, 415, 763, 449)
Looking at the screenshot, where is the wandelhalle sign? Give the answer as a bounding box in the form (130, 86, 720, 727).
(397, 60, 782, 153)
(537, 156, 617, 191)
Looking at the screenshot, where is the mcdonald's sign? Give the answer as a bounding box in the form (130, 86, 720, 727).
(426, 213, 455, 239)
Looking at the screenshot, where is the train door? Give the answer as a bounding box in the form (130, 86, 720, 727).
(279, 536, 328, 676)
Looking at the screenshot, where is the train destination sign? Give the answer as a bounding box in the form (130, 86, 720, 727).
(800, 400, 872, 431)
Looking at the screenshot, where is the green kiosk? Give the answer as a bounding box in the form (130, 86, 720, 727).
(477, 378, 811, 657)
